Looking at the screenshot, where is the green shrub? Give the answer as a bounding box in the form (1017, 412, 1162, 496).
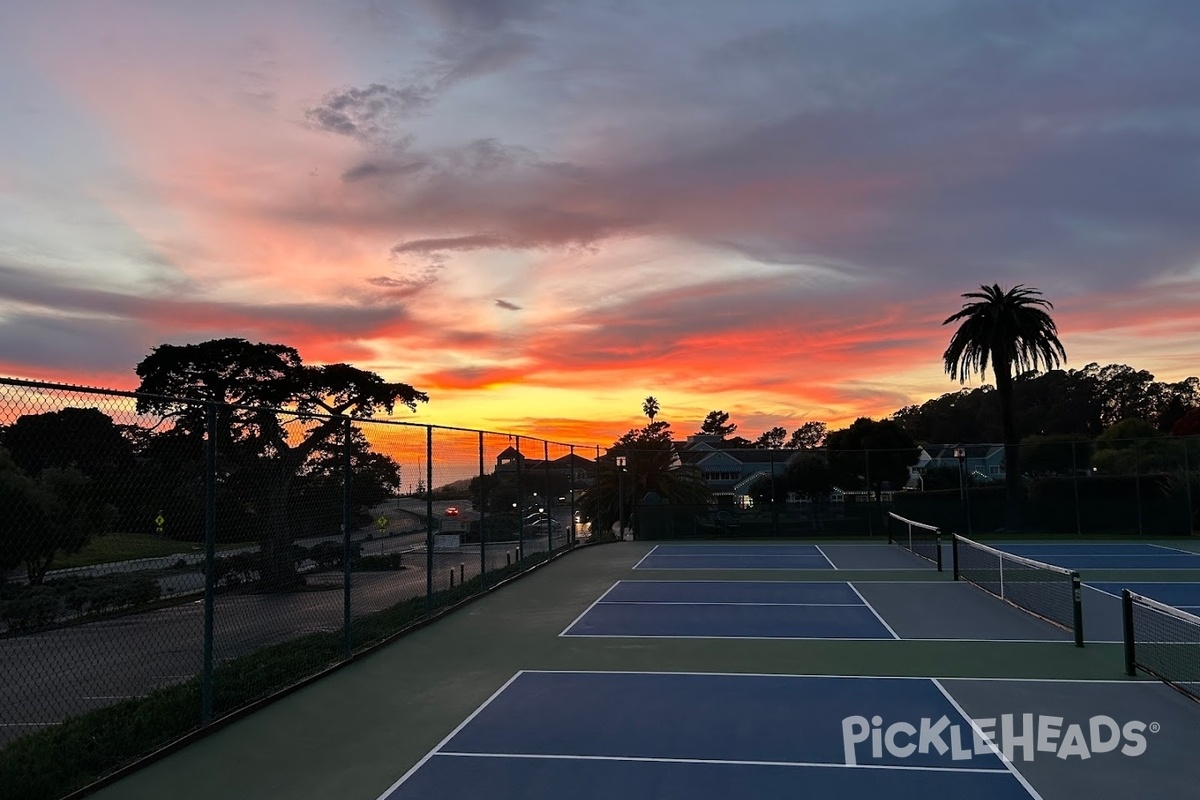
(0, 586, 60, 631)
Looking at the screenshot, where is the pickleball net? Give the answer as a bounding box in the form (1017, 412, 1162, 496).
(952, 535, 1084, 647)
(886, 512, 942, 571)
(1123, 590, 1200, 702)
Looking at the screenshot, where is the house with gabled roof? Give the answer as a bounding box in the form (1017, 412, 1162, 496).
(494, 446, 596, 485)
(675, 434, 802, 505)
(921, 443, 1006, 483)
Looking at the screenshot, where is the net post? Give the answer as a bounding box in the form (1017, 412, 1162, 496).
(935, 531, 943, 572)
(1122, 590, 1136, 676)
(951, 534, 960, 581)
(886, 516, 894, 545)
(1070, 572, 1083, 647)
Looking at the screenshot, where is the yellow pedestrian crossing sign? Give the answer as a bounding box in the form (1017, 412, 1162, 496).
(376, 515, 387, 530)
(154, 513, 165, 533)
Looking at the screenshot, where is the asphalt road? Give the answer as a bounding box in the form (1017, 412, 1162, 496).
(0, 529, 571, 746)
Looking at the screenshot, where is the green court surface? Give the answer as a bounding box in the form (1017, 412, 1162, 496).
(89, 539, 1200, 800)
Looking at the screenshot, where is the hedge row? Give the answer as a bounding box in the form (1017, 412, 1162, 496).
(0, 574, 162, 632)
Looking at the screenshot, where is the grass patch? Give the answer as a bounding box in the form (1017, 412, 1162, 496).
(0, 547, 565, 800)
(52, 533, 253, 570)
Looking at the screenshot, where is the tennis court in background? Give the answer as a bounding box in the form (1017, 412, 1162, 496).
(561, 578, 1094, 642)
(991, 543, 1200, 571)
(633, 542, 946, 571)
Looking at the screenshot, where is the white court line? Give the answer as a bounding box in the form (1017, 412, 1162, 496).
(1148, 543, 1200, 555)
(638, 553, 834, 560)
(813, 544, 838, 570)
(631, 545, 659, 570)
(846, 582, 900, 640)
(612, 579, 956, 585)
(632, 565, 926, 571)
(373, 671, 527, 800)
(558, 582, 621, 637)
(595, 601, 866, 607)
(431, 750, 1008, 775)
(931, 678, 1044, 799)
(649, 544, 832, 550)
(521, 669, 1165, 684)
(0, 722, 61, 727)
(559, 633, 1102, 643)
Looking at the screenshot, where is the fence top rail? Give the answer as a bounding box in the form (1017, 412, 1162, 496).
(953, 534, 1077, 577)
(0, 375, 590, 449)
(1127, 590, 1200, 626)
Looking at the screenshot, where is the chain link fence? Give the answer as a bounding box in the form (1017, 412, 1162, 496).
(628, 436, 1200, 539)
(0, 378, 604, 798)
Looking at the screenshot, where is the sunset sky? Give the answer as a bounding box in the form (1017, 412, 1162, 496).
(1, 0, 1198, 446)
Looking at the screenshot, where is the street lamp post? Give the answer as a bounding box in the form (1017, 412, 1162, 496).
(616, 455, 627, 540)
(954, 446, 972, 536)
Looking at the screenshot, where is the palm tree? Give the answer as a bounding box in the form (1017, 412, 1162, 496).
(943, 284, 1066, 525)
(642, 396, 660, 421)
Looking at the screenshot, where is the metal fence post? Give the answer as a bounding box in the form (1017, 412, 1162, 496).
(865, 449, 873, 537)
(341, 417, 352, 658)
(769, 448, 778, 537)
(544, 440, 552, 555)
(426, 426, 434, 613)
(478, 431, 487, 584)
(569, 445, 577, 545)
(595, 445, 602, 540)
(1184, 439, 1194, 535)
(1134, 447, 1143, 538)
(202, 402, 217, 725)
(515, 435, 524, 560)
(1071, 439, 1082, 536)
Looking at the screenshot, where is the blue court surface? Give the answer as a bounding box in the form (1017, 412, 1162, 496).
(1086, 581, 1200, 612)
(561, 580, 897, 639)
(995, 542, 1200, 571)
(379, 671, 1038, 800)
(635, 543, 836, 570)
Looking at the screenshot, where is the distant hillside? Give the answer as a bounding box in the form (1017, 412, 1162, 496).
(432, 478, 473, 499)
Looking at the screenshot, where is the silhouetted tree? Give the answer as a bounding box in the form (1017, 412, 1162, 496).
(133, 338, 427, 590)
(787, 422, 827, 449)
(0, 449, 115, 584)
(1173, 408, 1200, 437)
(698, 410, 738, 438)
(943, 284, 1066, 524)
(3, 407, 135, 513)
(825, 418, 919, 500)
(754, 426, 787, 449)
(642, 396, 660, 421)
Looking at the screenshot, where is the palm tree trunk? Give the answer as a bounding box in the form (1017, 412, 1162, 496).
(993, 360, 1023, 529)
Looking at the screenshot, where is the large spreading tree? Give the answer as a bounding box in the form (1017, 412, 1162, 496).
(134, 338, 427, 589)
(943, 284, 1066, 524)
(577, 420, 712, 535)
